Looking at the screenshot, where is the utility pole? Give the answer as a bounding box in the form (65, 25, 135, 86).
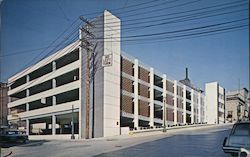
(91, 43, 97, 138)
(79, 16, 95, 139)
(237, 79, 241, 122)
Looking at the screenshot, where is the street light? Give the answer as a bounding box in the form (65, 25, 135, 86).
(71, 105, 75, 139)
(163, 97, 167, 132)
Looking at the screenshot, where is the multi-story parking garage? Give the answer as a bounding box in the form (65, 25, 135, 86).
(7, 11, 206, 139)
(120, 53, 206, 129)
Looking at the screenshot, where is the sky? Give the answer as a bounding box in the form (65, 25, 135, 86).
(0, 0, 249, 92)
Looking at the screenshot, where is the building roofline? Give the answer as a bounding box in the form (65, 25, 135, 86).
(8, 40, 80, 83)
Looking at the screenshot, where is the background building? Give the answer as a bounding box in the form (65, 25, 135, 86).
(205, 82, 225, 124)
(7, 11, 206, 139)
(226, 88, 249, 122)
(0, 82, 9, 131)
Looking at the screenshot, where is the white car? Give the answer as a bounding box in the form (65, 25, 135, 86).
(223, 121, 250, 157)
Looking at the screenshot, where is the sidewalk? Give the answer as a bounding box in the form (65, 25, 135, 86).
(0, 147, 12, 157)
(126, 123, 233, 137)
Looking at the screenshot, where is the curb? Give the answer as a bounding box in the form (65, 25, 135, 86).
(129, 123, 232, 135)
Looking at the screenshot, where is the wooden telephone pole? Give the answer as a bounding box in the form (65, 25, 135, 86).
(79, 16, 95, 139)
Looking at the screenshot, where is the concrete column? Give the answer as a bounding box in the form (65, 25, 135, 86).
(52, 61, 56, 71)
(198, 92, 201, 123)
(149, 68, 154, 127)
(26, 75, 30, 83)
(162, 75, 167, 126)
(183, 85, 187, 124)
(26, 89, 30, 97)
(204, 95, 207, 123)
(52, 96, 56, 106)
(26, 103, 29, 111)
(174, 80, 177, 125)
(52, 115, 56, 135)
(133, 59, 139, 129)
(191, 89, 194, 123)
(26, 119, 29, 135)
(52, 79, 56, 89)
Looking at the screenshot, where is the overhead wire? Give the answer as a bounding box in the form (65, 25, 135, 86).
(92, 0, 246, 25)
(88, 18, 249, 41)
(2, 3, 248, 57)
(7, 18, 81, 82)
(5, 0, 249, 84)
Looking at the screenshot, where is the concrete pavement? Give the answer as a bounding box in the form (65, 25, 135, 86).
(7, 124, 233, 157)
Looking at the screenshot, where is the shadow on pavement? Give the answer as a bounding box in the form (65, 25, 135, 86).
(94, 129, 231, 157)
(0, 140, 48, 148)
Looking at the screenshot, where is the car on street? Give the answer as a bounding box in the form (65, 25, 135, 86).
(223, 121, 250, 157)
(0, 130, 29, 143)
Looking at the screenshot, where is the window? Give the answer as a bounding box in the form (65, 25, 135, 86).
(233, 124, 250, 136)
(227, 111, 233, 118)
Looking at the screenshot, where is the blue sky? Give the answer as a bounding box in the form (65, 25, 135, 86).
(0, 0, 249, 91)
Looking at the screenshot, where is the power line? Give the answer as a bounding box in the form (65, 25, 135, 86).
(116, 2, 247, 28)
(94, 0, 246, 25)
(0, 45, 61, 58)
(80, 0, 163, 17)
(8, 39, 80, 94)
(2, 8, 247, 58)
(56, 0, 70, 22)
(123, 27, 248, 45)
(83, 1, 247, 34)
(108, 0, 180, 16)
(6, 18, 81, 82)
(122, 8, 248, 32)
(123, 23, 248, 43)
(87, 0, 201, 21)
(91, 18, 248, 40)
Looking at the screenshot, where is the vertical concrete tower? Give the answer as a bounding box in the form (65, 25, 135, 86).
(80, 10, 121, 138)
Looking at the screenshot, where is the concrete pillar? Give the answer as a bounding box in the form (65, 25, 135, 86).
(133, 59, 139, 129)
(52, 79, 56, 89)
(26, 89, 30, 97)
(26, 103, 29, 111)
(26, 75, 30, 83)
(52, 96, 56, 106)
(52, 115, 56, 135)
(174, 80, 177, 125)
(183, 85, 187, 124)
(52, 61, 56, 71)
(198, 92, 201, 123)
(149, 68, 154, 127)
(191, 89, 194, 123)
(162, 74, 167, 126)
(204, 95, 207, 123)
(26, 119, 29, 135)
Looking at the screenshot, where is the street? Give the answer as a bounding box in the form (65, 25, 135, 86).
(8, 124, 232, 157)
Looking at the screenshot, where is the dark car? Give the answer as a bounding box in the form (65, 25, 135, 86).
(0, 131, 29, 143)
(223, 121, 250, 157)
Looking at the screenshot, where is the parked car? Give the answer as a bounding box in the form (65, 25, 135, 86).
(223, 121, 250, 157)
(0, 130, 28, 143)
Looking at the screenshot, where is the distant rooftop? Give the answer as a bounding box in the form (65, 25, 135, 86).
(179, 68, 203, 93)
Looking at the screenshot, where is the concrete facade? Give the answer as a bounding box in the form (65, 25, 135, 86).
(225, 88, 249, 122)
(120, 52, 206, 129)
(7, 11, 206, 139)
(205, 82, 225, 124)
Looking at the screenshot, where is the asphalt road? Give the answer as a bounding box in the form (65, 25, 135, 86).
(8, 124, 232, 157)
